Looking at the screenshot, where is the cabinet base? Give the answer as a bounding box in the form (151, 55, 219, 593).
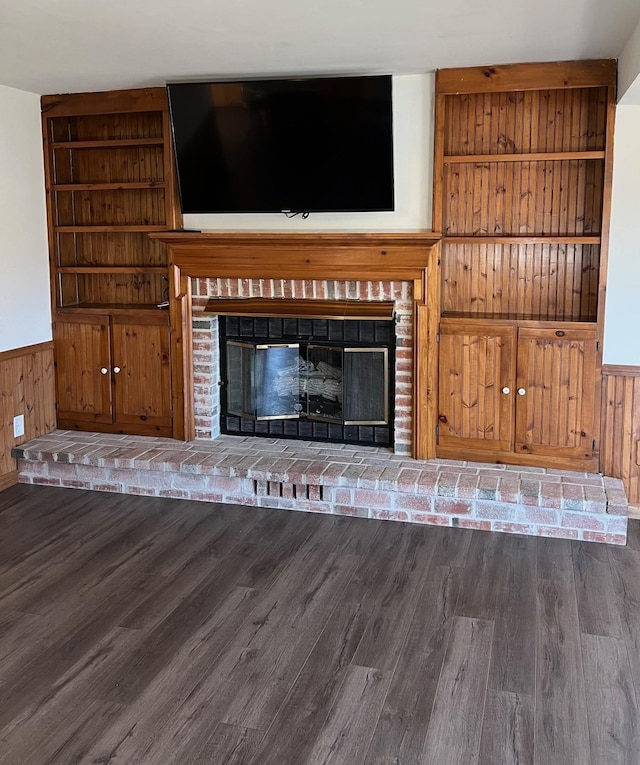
(436, 445, 599, 473)
(57, 419, 173, 439)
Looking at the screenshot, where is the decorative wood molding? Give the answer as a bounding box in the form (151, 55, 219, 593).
(602, 364, 640, 377)
(0, 340, 54, 362)
(436, 59, 616, 95)
(41, 87, 167, 116)
(153, 231, 440, 456)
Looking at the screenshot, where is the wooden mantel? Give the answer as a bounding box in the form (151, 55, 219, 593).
(150, 231, 442, 458)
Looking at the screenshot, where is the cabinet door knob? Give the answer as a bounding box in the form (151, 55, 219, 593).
(518, 387, 526, 396)
(100, 367, 109, 375)
(501, 386, 510, 395)
(113, 366, 121, 374)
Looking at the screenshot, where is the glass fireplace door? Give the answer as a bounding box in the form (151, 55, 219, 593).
(226, 342, 302, 420)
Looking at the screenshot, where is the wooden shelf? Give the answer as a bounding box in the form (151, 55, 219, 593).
(57, 303, 167, 314)
(50, 137, 164, 149)
(440, 312, 597, 328)
(53, 182, 166, 191)
(56, 266, 167, 274)
(54, 225, 169, 233)
(443, 150, 606, 164)
(443, 235, 601, 245)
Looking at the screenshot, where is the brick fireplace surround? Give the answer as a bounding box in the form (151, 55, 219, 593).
(14, 234, 629, 545)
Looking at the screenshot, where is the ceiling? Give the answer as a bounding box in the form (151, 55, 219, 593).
(1, 0, 639, 95)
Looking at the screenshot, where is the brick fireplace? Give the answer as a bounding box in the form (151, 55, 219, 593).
(190, 277, 415, 453)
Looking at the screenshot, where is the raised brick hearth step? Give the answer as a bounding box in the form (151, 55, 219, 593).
(13, 431, 629, 545)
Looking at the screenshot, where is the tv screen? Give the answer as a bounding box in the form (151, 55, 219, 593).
(167, 75, 394, 214)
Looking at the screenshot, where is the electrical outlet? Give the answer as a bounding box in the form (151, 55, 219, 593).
(13, 414, 25, 438)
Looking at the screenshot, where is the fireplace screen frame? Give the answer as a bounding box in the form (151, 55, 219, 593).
(218, 314, 396, 448)
(225, 341, 390, 427)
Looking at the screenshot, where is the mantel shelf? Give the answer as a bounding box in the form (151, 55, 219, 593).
(150, 231, 441, 282)
(204, 298, 395, 320)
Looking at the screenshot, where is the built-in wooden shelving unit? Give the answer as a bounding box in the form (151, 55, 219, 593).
(432, 60, 616, 470)
(41, 87, 182, 437)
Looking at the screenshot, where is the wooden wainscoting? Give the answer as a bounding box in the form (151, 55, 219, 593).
(0, 342, 56, 490)
(601, 365, 640, 509)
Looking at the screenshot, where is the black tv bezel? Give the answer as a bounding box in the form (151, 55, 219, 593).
(167, 74, 395, 215)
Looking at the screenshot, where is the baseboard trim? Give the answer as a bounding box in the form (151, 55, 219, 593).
(0, 470, 19, 492)
(628, 505, 640, 521)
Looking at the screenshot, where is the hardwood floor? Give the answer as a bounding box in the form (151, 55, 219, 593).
(0, 484, 638, 765)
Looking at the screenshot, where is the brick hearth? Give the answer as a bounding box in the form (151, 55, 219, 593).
(14, 430, 629, 545)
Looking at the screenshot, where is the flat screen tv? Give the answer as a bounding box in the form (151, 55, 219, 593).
(167, 75, 394, 214)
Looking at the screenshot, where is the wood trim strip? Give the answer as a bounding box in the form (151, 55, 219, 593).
(602, 365, 640, 377)
(0, 341, 54, 362)
(436, 60, 616, 95)
(0, 471, 18, 492)
(41, 87, 167, 117)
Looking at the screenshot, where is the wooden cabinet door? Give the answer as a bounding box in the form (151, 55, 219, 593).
(515, 327, 597, 461)
(111, 314, 172, 436)
(53, 314, 112, 426)
(438, 321, 516, 453)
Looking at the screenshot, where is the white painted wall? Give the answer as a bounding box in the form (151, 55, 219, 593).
(184, 74, 433, 232)
(603, 105, 640, 365)
(618, 14, 640, 105)
(0, 84, 51, 353)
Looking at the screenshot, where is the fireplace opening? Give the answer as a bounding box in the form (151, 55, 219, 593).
(219, 315, 395, 447)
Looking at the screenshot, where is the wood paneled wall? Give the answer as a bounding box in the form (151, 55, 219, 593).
(601, 366, 640, 508)
(0, 342, 56, 490)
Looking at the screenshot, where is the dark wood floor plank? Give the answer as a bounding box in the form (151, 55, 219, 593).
(420, 616, 494, 765)
(0, 698, 125, 765)
(0, 626, 140, 754)
(607, 544, 640, 713)
(428, 524, 473, 567)
(304, 664, 391, 765)
(190, 723, 263, 765)
(220, 548, 362, 730)
(455, 529, 505, 620)
(537, 537, 574, 581)
(573, 541, 623, 638)
(349, 523, 436, 670)
(364, 565, 460, 765)
(0, 495, 174, 615)
(581, 633, 640, 765)
(625, 520, 640, 553)
(478, 690, 534, 765)
(247, 597, 369, 765)
(81, 585, 261, 765)
(488, 534, 537, 695)
(535, 578, 591, 765)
